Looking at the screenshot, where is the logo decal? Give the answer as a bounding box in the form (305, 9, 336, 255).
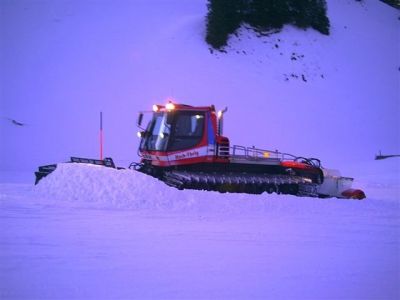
(175, 151, 199, 160)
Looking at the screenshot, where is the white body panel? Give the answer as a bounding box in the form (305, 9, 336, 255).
(317, 169, 354, 198)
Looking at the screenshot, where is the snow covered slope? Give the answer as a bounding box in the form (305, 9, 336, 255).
(0, 0, 399, 175)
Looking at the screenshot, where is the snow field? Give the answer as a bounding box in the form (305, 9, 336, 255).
(1, 163, 398, 299)
(1, 175, 399, 299)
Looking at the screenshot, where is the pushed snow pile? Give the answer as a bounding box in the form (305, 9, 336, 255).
(35, 163, 185, 210)
(34, 163, 273, 212)
(32, 162, 396, 214)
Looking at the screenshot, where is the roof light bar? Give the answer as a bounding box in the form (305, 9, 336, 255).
(166, 102, 175, 110)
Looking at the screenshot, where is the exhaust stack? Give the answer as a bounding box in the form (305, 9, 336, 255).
(217, 107, 228, 135)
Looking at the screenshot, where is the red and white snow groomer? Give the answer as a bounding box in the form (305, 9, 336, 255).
(133, 102, 365, 199)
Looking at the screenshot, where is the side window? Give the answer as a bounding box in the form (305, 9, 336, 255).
(190, 115, 204, 137)
(168, 112, 204, 151)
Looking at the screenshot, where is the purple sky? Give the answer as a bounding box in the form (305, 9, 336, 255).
(1, 0, 399, 178)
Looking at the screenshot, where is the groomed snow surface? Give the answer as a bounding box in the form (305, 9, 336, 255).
(1, 162, 399, 300)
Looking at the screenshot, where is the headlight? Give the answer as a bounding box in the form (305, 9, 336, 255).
(166, 102, 175, 110)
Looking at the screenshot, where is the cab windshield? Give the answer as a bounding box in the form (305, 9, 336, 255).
(140, 111, 205, 152)
(140, 112, 170, 152)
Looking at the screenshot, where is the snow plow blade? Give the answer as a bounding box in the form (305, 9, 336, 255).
(316, 169, 366, 200)
(34, 157, 119, 185)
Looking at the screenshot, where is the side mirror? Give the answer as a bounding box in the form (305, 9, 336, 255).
(137, 131, 149, 138)
(137, 112, 143, 127)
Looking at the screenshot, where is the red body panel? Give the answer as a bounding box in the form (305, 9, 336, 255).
(140, 104, 227, 167)
(280, 161, 321, 174)
(281, 161, 313, 169)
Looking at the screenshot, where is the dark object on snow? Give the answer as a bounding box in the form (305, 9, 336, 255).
(3, 117, 26, 126)
(34, 164, 57, 185)
(70, 156, 116, 168)
(375, 151, 400, 160)
(379, 0, 400, 9)
(11, 120, 25, 126)
(34, 157, 120, 185)
(205, 0, 330, 50)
